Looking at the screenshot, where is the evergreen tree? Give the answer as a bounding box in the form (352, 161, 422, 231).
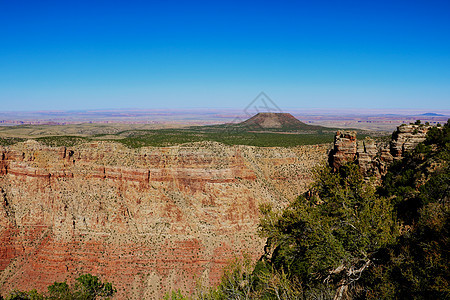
(259, 163, 397, 299)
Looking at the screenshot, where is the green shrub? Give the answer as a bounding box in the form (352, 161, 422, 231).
(4, 274, 116, 300)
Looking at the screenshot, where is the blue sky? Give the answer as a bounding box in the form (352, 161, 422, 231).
(0, 0, 449, 111)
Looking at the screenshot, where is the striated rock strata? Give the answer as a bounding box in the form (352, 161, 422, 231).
(329, 124, 431, 176)
(0, 140, 328, 299)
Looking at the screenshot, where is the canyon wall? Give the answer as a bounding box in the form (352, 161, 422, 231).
(0, 140, 328, 299)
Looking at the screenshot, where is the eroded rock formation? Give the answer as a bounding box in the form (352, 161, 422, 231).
(0, 140, 328, 299)
(328, 131, 358, 171)
(329, 124, 431, 176)
(389, 124, 430, 158)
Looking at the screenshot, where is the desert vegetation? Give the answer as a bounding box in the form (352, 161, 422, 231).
(0, 128, 337, 148)
(115, 129, 337, 148)
(0, 126, 378, 149)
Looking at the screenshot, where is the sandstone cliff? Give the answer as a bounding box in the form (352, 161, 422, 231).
(329, 124, 431, 176)
(0, 140, 328, 299)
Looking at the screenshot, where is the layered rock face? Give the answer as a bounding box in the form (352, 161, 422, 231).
(329, 124, 431, 176)
(328, 131, 358, 171)
(389, 124, 429, 158)
(0, 140, 328, 299)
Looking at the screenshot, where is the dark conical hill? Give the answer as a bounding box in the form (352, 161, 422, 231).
(238, 112, 329, 132)
(193, 112, 338, 135)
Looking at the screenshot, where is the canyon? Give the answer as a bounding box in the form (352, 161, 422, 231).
(0, 140, 328, 299)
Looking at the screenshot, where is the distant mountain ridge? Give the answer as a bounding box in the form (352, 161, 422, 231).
(420, 112, 445, 116)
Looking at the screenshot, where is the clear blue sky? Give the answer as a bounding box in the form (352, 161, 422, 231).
(1, 0, 449, 111)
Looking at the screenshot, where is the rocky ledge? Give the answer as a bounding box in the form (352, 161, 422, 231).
(329, 124, 431, 177)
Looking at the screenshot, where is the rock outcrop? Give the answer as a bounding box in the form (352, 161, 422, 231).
(389, 124, 429, 159)
(329, 124, 431, 176)
(328, 131, 358, 171)
(0, 140, 328, 299)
